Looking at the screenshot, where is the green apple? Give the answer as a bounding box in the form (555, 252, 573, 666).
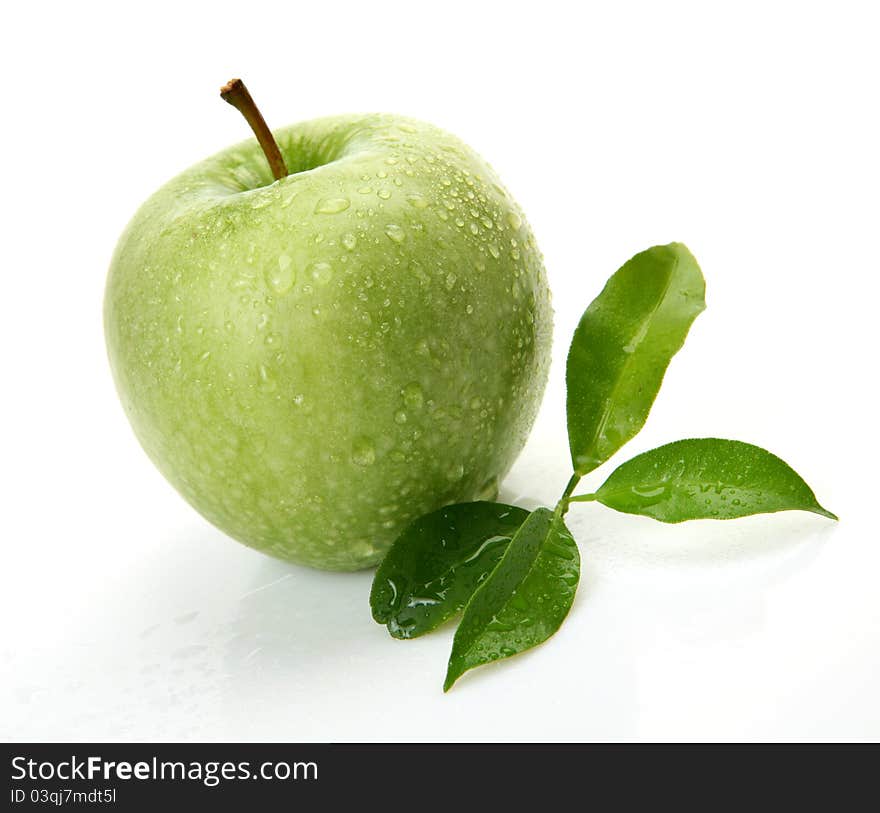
(104, 99, 552, 570)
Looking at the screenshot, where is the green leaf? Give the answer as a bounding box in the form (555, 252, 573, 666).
(590, 438, 837, 522)
(566, 242, 706, 476)
(370, 502, 529, 639)
(444, 508, 580, 691)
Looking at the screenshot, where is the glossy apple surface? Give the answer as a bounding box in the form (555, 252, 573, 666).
(105, 114, 552, 569)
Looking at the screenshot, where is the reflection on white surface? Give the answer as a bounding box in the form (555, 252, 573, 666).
(4, 465, 840, 742)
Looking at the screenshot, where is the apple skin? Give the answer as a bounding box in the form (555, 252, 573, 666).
(104, 114, 552, 570)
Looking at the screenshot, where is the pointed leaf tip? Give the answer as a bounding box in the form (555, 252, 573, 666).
(444, 508, 580, 691)
(594, 438, 836, 523)
(566, 243, 706, 475)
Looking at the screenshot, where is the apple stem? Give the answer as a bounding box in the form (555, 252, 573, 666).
(220, 78, 289, 181)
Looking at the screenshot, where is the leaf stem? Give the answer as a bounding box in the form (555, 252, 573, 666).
(220, 78, 289, 181)
(567, 493, 598, 503)
(555, 473, 582, 517)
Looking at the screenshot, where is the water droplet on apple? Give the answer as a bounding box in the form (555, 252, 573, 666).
(292, 394, 305, 407)
(352, 437, 376, 466)
(377, 189, 392, 200)
(358, 186, 373, 195)
(477, 477, 498, 500)
(394, 409, 408, 425)
(258, 364, 277, 392)
(384, 224, 406, 243)
(403, 382, 424, 410)
(406, 194, 429, 209)
(445, 272, 457, 290)
(309, 261, 333, 285)
(507, 210, 523, 230)
(469, 222, 479, 235)
(447, 463, 465, 481)
(314, 197, 350, 214)
(481, 216, 494, 229)
(266, 255, 295, 295)
(466, 304, 474, 314)
(342, 233, 357, 251)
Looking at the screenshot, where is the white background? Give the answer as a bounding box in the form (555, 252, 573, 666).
(2, 0, 878, 742)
